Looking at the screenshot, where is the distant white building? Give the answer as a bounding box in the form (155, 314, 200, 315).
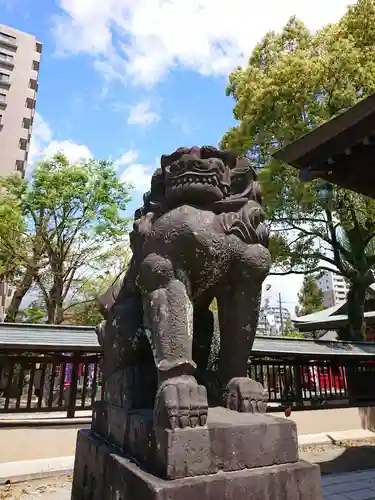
(316, 271, 349, 308)
(257, 302, 291, 336)
(0, 281, 15, 322)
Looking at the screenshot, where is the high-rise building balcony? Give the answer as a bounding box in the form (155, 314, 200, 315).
(0, 51, 14, 68)
(0, 32, 17, 49)
(0, 72, 11, 87)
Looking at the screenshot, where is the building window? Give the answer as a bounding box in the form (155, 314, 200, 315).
(0, 93, 6, 103)
(0, 72, 10, 83)
(15, 160, 25, 173)
(32, 60, 39, 71)
(19, 138, 27, 150)
(35, 42, 42, 54)
(0, 33, 16, 50)
(22, 117, 31, 129)
(29, 78, 38, 91)
(25, 97, 35, 109)
(0, 52, 13, 63)
(0, 32, 16, 41)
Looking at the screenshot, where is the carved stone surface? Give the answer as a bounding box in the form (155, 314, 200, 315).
(72, 146, 323, 499)
(72, 430, 323, 500)
(97, 146, 272, 433)
(92, 403, 299, 480)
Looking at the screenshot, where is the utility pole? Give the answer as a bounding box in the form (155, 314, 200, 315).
(278, 293, 284, 334)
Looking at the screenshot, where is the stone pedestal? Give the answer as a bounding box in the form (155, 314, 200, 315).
(71, 403, 323, 500)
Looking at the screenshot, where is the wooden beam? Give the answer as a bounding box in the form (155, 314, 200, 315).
(304, 142, 375, 197)
(275, 94, 375, 167)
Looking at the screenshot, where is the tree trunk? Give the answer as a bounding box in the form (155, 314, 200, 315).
(4, 268, 35, 322)
(344, 281, 367, 341)
(46, 276, 64, 324)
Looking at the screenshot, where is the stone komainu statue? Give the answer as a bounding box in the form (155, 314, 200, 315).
(97, 146, 271, 432)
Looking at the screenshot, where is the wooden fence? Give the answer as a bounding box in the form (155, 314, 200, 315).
(1, 350, 374, 417)
(0, 351, 102, 417)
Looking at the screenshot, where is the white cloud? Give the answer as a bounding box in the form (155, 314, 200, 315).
(115, 150, 139, 167)
(262, 274, 303, 316)
(52, 0, 357, 86)
(42, 140, 92, 163)
(28, 113, 92, 171)
(120, 163, 153, 193)
(28, 112, 53, 165)
(127, 101, 160, 125)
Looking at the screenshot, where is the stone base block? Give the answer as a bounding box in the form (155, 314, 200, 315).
(103, 365, 156, 409)
(92, 402, 299, 479)
(71, 430, 323, 500)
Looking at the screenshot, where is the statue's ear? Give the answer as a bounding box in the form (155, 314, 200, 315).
(235, 157, 257, 180)
(220, 149, 238, 170)
(160, 154, 169, 169)
(160, 148, 189, 169)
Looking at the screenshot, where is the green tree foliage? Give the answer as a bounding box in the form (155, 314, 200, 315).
(18, 300, 46, 324)
(62, 246, 131, 325)
(282, 318, 304, 338)
(0, 190, 23, 280)
(295, 275, 324, 317)
(222, 0, 375, 339)
(0, 153, 131, 323)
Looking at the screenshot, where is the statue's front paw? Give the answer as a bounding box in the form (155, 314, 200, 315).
(224, 377, 268, 413)
(154, 375, 208, 430)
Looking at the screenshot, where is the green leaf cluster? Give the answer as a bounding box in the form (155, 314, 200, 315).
(295, 275, 325, 317)
(0, 153, 131, 323)
(222, 0, 375, 339)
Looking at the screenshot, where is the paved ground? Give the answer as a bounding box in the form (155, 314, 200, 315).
(0, 475, 71, 499)
(322, 469, 375, 500)
(299, 441, 375, 475)
(1, 406, 375, 497)
(269, 407, 371, 435)
(0, 407, 370, 463)
(3, 468, 375, 499)
(0, 425, 90, 464)
(2, 443, 375, 498)
(0, 411, 91, 421)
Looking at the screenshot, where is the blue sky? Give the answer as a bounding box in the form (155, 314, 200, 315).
(0, 0, 356, 312)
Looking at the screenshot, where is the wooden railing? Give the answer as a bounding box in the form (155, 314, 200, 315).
(1, 350, 375, 417)
(249, 358, 375, 409)
(0, 351, 102, 417)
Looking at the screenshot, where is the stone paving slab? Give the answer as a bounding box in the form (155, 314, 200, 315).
(322, 469, 375, 499)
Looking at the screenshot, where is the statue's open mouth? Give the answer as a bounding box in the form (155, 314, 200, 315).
(164, 157, 230, 205)
(169, 172, 227, 190)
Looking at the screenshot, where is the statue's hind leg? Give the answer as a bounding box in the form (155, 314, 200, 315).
(217, 245, 271, 413)
(138, 253, 208, 432)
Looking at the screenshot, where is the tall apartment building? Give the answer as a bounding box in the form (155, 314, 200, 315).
(0, 24, 42, 177)
(0, 25, 41, 320)
(316, 270, 349, 308)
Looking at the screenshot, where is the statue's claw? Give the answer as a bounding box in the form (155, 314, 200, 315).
(224, 377, 268, 413)
(154, 376, 208, 430)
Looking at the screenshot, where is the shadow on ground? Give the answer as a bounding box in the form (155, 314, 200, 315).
(300, 442, 375, 475)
